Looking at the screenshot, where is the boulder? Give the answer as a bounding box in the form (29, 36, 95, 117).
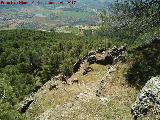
(76, 46, 127, 67)
(109, 46, 127, 57)
(96, 53, 114, 65)
(96, 90, 102, 97)
(95, 46, 126, 65)
(53, 74, 67, 84)
(131, 76, 160, 120)
(49, 83, 58, 91)
(88, 51, 96, 56)
(87, 55, 96, 64)
(96, 47, 106, 53)
(99, 97, 109, 103)
(107, 65, 116, 74)
(110, 46, 122, 57)
(71, 78, 79, 84)
(83, 67, 93, 75)
(73, 59, 82, 73)
(18, 94, 34, 113)
(67, 78, 79, 85)
(119, 46, 127, 52)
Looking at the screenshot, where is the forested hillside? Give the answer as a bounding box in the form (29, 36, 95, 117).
(99, 0, 160, 87)
(0, 30, 110, 119)
(100, 0, 160, 43)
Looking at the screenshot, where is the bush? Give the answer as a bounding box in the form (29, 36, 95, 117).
(127, 41, 160, 88)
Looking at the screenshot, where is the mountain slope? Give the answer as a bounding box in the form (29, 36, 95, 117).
(25, 61, 138, 120)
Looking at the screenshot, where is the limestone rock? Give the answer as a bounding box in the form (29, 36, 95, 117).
(67, 78, 79, 85)
(87, 55, 96, 64)
(18, 94, 34, 113)
(73, 59, 82, 73)
(49, 83, 58, 91)
(96, 53, 113, 65)
(131, 76, 160, 120)
(96, 47, 106, 53)
(83, 67, 93, 75)
(51, 74, 67, 84)
(88, 51, 96, 56)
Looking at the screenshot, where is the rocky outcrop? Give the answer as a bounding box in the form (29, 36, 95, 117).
(18, 74, 67, 114)
(67, 78, 79, 85)
(87, 46, 127, 65)
(42, 74, 67, 91)
(71, 78, 79, 84)
(25, 56, 135, 120)
(96, 64, 117, 97)
(73, 59, 82, 73)
(88, 50, 96, 56)
(73, 46, 127, 73)
(51, 74, 67, 84)
(96, 53, 113, 65)
(87, 55, 96, 64)
(131, 76, 160, 120)
(96, 47, 106, 53)
(18, 94, 34, 113)
(83, 67, 93, 75)
(49, 83, 58, 91)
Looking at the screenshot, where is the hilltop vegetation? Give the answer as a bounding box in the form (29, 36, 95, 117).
(100, 0, 160, 43)
(99, 0, 160, 88)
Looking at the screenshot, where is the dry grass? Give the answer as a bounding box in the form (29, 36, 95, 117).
(25, 64, 107, 120)
(25, 63, 142, 120)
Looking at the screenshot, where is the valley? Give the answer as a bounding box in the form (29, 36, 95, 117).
(0, 0, 107, 30)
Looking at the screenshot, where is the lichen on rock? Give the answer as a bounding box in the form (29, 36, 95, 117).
(131, 76, 160, 120)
